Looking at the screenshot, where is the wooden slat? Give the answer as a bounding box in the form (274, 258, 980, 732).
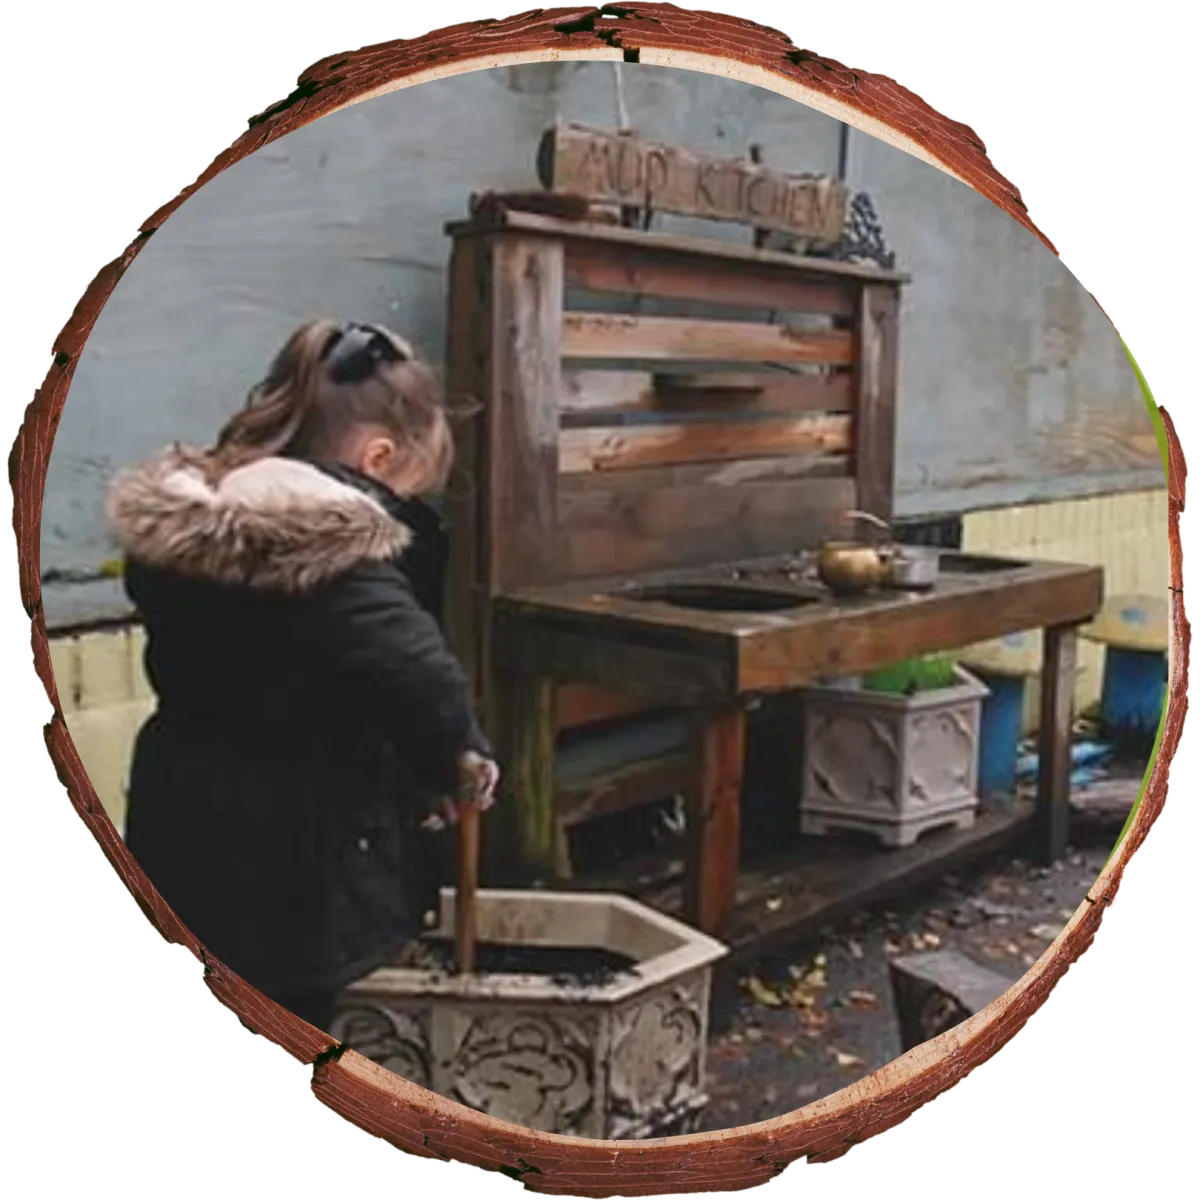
(554, 684, 655, 733)
(565, 242, 856, 315)
(560, 368, 853, 419)
(556, 474, 856, 579)
(559, 414, 851, 473)
(558, 454, 849, 496)
(855, 282, 900, 520)
(487, 237, 564, 591)
(562, 312, 853, 364)
(557, 751, 692, 828)
(447, 208, 911, 285)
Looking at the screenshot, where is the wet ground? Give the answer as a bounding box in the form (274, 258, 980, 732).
(699, 835, 1117, 1130)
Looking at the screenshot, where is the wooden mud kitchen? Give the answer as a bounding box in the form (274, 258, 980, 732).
(441, 129, 1104, 965)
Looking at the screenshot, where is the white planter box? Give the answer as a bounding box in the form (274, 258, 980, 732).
(798, 666, 989, 848)
(329, 889, 728, 1140)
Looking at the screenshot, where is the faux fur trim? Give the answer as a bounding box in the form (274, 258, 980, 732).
(106, 446, 411, 592)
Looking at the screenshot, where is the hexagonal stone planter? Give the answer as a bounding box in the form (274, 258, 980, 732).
(329, 889, 728, 1139)
(797, 665, 989, 847)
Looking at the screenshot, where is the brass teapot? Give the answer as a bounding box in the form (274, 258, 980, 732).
(816, 540, 890, 594)
(816, 511, 892, 595)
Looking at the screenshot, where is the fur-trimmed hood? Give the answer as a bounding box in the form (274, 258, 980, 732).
(106, 446, 412, 592)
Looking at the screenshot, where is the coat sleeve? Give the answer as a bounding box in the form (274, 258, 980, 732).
(315, 562, 493, 797)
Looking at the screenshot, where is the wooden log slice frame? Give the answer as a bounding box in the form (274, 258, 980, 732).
(9, 4, 1187, 1194)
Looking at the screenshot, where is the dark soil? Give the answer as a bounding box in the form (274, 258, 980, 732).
(403, 938, 639, 987)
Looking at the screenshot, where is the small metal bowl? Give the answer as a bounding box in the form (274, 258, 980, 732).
(885, 544, 940, 590)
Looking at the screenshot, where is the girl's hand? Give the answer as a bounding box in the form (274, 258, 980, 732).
(421, 754, 500, 829)
(459, 750, 500, 811)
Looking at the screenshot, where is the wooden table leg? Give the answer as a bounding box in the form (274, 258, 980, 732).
(493, 670, 557, 884)
(684, 704, 747, 938)
(1035, 623, 1078, 864)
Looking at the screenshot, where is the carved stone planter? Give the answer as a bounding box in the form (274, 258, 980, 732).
(329, 889, 728, 1140)
(798, 666, 989, 847)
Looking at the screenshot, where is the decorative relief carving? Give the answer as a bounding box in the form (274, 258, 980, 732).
(908, 706, 977, 806)
(446, 1011, 597, 1136)
(806, 711, 899, 811)
(607, 979, 706, 1131)
(330, 1003, 431, 1089)
(801, 673, 985, 847)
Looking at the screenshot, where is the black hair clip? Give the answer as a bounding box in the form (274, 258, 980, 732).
(322, 322, 408, 384)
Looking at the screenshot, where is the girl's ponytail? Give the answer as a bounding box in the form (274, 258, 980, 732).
(211, 319, 340, 473)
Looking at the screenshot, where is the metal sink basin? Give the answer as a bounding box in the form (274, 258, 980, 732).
(938, 551, 1029, 574)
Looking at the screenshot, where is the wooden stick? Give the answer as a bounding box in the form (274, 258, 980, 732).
(455, 800, 481, 975)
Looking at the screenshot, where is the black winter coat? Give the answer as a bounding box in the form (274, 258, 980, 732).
(107, 447, 490, 998)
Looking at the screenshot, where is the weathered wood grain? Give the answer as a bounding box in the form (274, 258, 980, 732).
(854, 282, 901, 520)
(538, 121, 848, 243)
(487, 237, 563, 590)
(562, 311, 854, 364)
(565, 241, 858, 314)
(560, 367, 853, 418)
(556, 474, 856, 579)
(559, 413, 851, 473)
(1035, 624, 1079, 862)
(684, 705, 746, 935)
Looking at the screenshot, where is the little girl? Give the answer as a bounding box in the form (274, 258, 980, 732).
(107, 319, 498, 1032)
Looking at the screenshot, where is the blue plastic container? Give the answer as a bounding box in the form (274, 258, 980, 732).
(1101, 646, 1167, 736)
(975, 670, 1025, 800)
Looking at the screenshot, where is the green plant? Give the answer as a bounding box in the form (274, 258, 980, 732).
(864, 653, 958, 696)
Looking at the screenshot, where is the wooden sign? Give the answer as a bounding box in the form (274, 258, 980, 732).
(536, 122, 848, 246)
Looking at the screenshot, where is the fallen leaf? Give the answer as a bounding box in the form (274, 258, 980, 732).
(1057, 908, 1075, 922)
(831, 1049, 865, 1069)
(847, 939, 864, 960)
(847, 989, 878, 1009)
(786, 983, 817, 1009)
(924, 932, 942, 948)
(884, 939, 902, 956)
(1004, 941, 1022, 956)
(744, 976, 785, 1008)
(765, 896, 784, 913)
(746, 1026, 764, 1043)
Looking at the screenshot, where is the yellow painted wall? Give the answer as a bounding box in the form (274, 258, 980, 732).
(961, 488, 1171, 720)
(49, 489, 1171, 828)
(49, 626, 154, 837)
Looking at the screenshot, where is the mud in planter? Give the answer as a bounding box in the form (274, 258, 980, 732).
(797, 665, 990, 848)
(329, 889, 728, 1139)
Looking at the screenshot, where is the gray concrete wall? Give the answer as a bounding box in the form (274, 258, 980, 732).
(42, 61, 1156, 627)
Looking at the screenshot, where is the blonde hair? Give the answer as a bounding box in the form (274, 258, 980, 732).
(211, 319, 453, 496)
